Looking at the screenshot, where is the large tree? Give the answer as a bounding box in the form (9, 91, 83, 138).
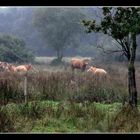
(82, 7, 140, 108)
(33, 8, 85, 61)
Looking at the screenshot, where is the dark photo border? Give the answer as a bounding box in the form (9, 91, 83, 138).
(0, 0, 139, 6)
(0, 0, 140, 138)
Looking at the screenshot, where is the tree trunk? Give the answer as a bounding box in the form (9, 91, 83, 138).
(60, 50, 63, 60)
(56, 49, 63, 61)
(57, 50, 60, 60)
(128, 62, 137, 108)
(128, 33, 137, 108)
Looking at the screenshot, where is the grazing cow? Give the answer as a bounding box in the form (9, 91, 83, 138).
(8, 64, 33, 73)
(15, 64, 32, 72)
(87, 66, 107, 76)
(70, 58, 89, 72)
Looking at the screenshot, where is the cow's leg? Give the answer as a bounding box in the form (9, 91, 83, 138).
(81, 65, 86, 72)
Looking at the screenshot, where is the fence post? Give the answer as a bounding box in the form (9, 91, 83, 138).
(24, 74, 27, 103)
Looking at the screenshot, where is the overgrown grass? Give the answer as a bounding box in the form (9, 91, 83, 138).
(1, 100, 140, 133)
(0, 100, 121, 133)
(0, 69, 128, 105)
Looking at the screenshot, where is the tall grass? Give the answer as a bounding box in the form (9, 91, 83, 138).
(0, 68, 128, 105)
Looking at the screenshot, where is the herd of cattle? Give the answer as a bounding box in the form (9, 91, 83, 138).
(70, 58, 107, 76)
(0, 58, 107, 76)
(0, 61, 32, 73)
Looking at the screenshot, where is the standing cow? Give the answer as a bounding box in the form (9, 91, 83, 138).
(87, 66, 107, 75)
(87, 66, 108, 83)
(70, 58, 90, 72)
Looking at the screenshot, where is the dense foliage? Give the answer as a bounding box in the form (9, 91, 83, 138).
(0, 35, 34, 63)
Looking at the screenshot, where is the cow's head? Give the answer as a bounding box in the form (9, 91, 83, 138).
(91, 67, 97, 72)
(28, 64, 32, 69)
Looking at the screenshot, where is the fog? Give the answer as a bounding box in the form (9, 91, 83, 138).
(0, 7, 139, 62)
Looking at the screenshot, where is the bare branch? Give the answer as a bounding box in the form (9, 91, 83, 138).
(112, 40, 122, 50)
(115, 38, 130, 59)
(116, 39, 123, 46)
(120, 39, 130, 53)
(97, 44, 124, 54)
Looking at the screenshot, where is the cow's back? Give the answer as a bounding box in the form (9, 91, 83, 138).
(94, 69, 107, 75)
(15, 65, 27, 72)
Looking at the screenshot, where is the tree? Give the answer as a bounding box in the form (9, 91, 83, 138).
(0, 35, 34, 63)
(82, 7, 140, 108)
(33, 8, 85, 62)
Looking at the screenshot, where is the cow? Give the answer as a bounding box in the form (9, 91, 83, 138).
(8, 64, 17, 72)
(0, 61, 12, 72)
(87, 66, 107, 76)
(8, 64, 33, 73)
(70, 58, 90, 72)
(15, 64, 32, 72)
(87, 66, 108, 83)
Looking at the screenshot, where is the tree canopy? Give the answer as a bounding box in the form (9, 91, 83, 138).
(33, 8, 86, 61)
(82, 7, 140, 61)
(0, 35, 34, 63)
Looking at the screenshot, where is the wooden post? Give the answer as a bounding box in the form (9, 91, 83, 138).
(24, 74, 27, 103)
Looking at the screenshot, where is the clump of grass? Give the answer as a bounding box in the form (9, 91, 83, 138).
(0, 106, 15, 132)
(68, 73, 127, 104)
(18, 101, 46, 119)
(108, 104, 140, 132)
(0, 72, 24, 105)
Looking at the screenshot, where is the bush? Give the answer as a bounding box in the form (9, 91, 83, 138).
(50, 58, 65, 66)
(18, 101, 46, 119)
(0, 107, 15, 132)
(108, 104, 140, 132)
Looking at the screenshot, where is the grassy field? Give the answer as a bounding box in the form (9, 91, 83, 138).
(1, 100, 140, 133)
(0, 56, 140, 133)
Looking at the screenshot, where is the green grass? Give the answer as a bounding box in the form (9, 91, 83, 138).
(1, 100, 140, 133)
(0, 100, 124, 133)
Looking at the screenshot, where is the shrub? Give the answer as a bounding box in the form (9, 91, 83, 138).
(0, 107, 15, 132)
(18, 101, 46, 119)
(50, 58, 65, 66)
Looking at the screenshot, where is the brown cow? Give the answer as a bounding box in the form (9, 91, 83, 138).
(9, 64, 32, 73)
(70, 58, 89, 72)
(16, 64, 32, 72)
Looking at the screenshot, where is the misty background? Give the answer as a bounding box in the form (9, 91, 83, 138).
(0, 7, 140, 63)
